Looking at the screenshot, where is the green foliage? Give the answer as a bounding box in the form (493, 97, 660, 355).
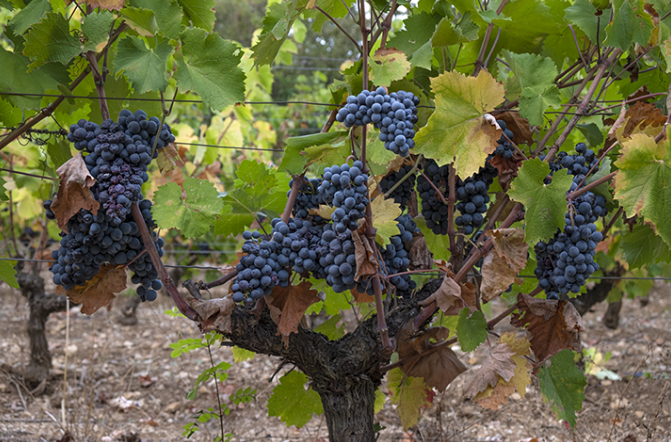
(8, 0, 51, 35)
(621, 223, 671, 269)
(267, 370, 323, 428)
(538, 350, 586, 428)
(23, 12, 81, 68)
(387, 367, 431, 430)
(81, 10, 116, 52)
(313, 314, 345, 340)
(456, 308, 487, 352)
(0, 261, 19, 289)
(231, 346, 255, 363)
(508, 159, 573, 245)
(177, 0, 216, 32)
(113, 36, 174, 94)
(174, 28, 246, 111)
(129, 0, 184, 40)
(604, 0, 654, 50)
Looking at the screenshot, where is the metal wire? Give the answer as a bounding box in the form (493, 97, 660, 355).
(174, 141, 283, 152)
(1, 257, 670, 280)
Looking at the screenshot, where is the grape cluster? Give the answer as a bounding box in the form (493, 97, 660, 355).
(319, 161, 369, 232)
(273, 218, 325, 277)
(47, 110, 173, 302)
(290, 178, 325, 221)
(319, 224, 358, 294)
(454, 162, 497, 235)
(379, 215, 418, 297)
(46, 198, 164, 300)
(69, 110, 175, 224)
(379, 164, 416, 210)
(492, 120, 515, 159)
(534, 143, 607, 300)
(418, 160, 450, 235)
(231, 230, 285, 303)
(335, 88, 419, 156)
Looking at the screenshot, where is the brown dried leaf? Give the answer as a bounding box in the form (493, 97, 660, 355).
(488, 228, 529, 271)
(408, 233, 433, 270)
(608, 101, 667, 145)
(465, 342, 516, 398)
(486, 192, 516, 223)
(510, 293, 584, 364)
(157, 144, 182, 174)
(494, 111, 533, 145)
(191, 297, 236, 332)
(418, 276, 465, 315)
(396, 321, 467, 391)
(51, 154, 100, 231)
(460, 281, 477, 309)
(351, 224, 379, 281)
(489, 151, 524, 191)
(64, 264, 127, 314)
(84, 0, 126, 10)
(265, 281, 320, 346)
(480, 229, 528, 301)
(351, 285, 375, 303)
(473, 382, 516, 410)
(197, 160, 220, 181)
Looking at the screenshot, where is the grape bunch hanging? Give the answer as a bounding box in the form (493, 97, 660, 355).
(335, 88, 420, 157)
(44, 110, 176, 302)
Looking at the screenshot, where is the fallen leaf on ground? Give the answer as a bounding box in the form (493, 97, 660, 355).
(511, 293, 583, 364)
(61, 264, 127, 315)
(51, 154, 99, 231)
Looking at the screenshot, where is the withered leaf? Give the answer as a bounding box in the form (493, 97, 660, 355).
(489, 151, 525, 191)
(418, 275, 465, 316)
(157, 143, 183, 175)
(464, 343, 516, 398)
(488, 229, 529, 271)
(351, 224, 379, 281)
(62, 264, 127, 315)
(480, 229, 528, 301)
(608, 101, 667, 144)
(351, 285, 375, 303)
(265, 281, 320, 346)
(191, 297, 236, 333)
(84, 0, 126, 10)
(51, 154, 99, 231)
(474, 382, 516, 410)
(493, 111, 533, 145)
(510, 293, 584, 364)
(396, 321, 467, 391)
(408, 233, 433, 270)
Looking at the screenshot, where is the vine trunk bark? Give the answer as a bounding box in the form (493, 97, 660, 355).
(16, 272, 70, 388)
(314, 377, 377, 442)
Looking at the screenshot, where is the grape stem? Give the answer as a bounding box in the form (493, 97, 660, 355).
(418, 169, 448, 205)
(447, 164, 459, 262)
(131, 203, 201, 321)
(567, 171, 617, 200)
(602, 206, 624, 238)
(382, 156, 421, 199)
(202, 269, 238, 290)
(473, 0, 509, 76)
(85, 51, 109, 121)
(574, 140, 619, 190)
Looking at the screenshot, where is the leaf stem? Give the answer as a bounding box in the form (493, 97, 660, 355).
(316, 6, 362, 54)
(473, 0, 508, 76)
(567, 171, 617, 200)
(383, 156, 420, 198)
(418, 169, 447, 204)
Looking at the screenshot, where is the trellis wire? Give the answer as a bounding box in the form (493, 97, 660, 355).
(0, 257, 669, 280)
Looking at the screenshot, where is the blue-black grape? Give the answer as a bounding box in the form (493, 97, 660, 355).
(380, 164, 416, 210)
(455, 161, 497, 235)
(492, 120, 516, 160)
(418, 159, 450, 235)
(319, 161, 369, 232)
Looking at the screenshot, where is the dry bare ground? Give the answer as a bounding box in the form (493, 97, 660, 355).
(0, 277, 669, 442)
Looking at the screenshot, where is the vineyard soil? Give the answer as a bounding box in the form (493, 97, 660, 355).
(0, 278, 669, 442)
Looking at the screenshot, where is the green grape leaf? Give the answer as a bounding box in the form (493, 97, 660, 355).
(308, 0, 352, 32)
(432, 13, 480, 47)
(456, 308, 487, 352)
(313, 314, 345, 340)
(388, 11, 441, 68)
(604, 0, 654, 50)
(23, 12, 81, 68)
(231, 346, 255, 363)
(371, 196, 402, 246)
(415, 215, 451, 261)
(0, 260, 19, 289)
(387, 367, 432, 430)
(128, 0, 183, 40)
(252, 1, 306, 66)
(0, 176, 7, 201)
(374, 387, 385, 413)
(613, 131, 671, 248)
(214, 160, 287, 237)
(113, 36, 173, 94)
(508, 159, 573, 245)
(414, 70, 505, 177)
(564, 0, 607, 44)
(538, 349, 586, 428)
(47, 140, 72, 169)
(519, 85, 561, 127)
(370, 49, 412, 87)
(119, 6, 158, 36)
(0, 47, 67, 110)
(174, 28, 246, 111)
(0, 98, 23, 126)
(81, 10, 115, 52)
(279, 131, 348, 175)
(621, 223, 671, 269)
(305, 278, 351, 315)
(576, 123, 605, 147)
(8, 0, 51, 35)
(267, 371, 323, 428)
(152, 176, 223, 239)
(176, 0, 215, 32)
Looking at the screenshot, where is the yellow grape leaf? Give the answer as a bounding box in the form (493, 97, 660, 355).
(613, 129, 671, 247)
(370, 49, 412, 87)
(499, 332, 532, 398)
(387, 367, 432, 430)
(414, 70, 504, 177)
(371, 196, 402, 245)
(307, 204, 335, 220)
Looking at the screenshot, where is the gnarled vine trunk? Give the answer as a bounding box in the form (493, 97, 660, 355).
(184, 279, 441, 442)
(17, 272, 70, 388)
